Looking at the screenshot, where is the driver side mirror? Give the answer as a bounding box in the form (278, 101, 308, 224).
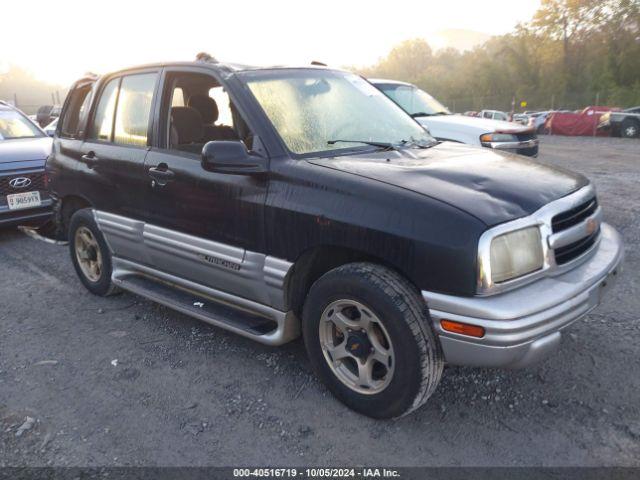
(201, 141, 267, 175)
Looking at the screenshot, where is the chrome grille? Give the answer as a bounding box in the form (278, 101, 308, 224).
(549, 196, 601, 265)
(551, 197, 598, 233)
(555, 228, 600, 265)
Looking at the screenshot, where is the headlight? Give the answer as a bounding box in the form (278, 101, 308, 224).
(480, 133, 518, 143)
(489, 227, 544, 283)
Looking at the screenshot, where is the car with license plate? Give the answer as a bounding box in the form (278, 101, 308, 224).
(370, 79, 539, 157)
(47, 58, 623, 418)
(0, 101, 53, 229)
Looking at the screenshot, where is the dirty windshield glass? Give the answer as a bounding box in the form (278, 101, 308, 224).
(377, 84, 450, 117)
(0, 110, 43, 140)
(244, 70, 434, 155)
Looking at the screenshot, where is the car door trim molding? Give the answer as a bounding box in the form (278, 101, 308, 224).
(93, 210, 292, 311)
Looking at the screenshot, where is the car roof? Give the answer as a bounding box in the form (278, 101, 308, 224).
(99, 59, 343, 79)
(368, 78, 414, 87)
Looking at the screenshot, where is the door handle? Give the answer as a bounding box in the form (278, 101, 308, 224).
(148, 165, 175, 187)
(81, 151, 99, 168)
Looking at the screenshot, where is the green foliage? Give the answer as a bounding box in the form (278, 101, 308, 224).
(359, 0, 640, 111)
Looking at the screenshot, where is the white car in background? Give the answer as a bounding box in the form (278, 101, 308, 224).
(371, 79, 539, 157)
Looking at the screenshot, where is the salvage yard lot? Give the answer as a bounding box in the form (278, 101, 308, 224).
(1, 135, 639, 466)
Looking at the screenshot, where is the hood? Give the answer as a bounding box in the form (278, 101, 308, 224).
(0, 137, 52, 171)
(416, 114, 530, 134)
(309, 142, 588, 227)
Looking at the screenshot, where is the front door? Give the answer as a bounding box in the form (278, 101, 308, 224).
(142, 68, 268, 301)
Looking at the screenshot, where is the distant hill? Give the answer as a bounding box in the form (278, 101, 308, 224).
(427, 29, 492, 52)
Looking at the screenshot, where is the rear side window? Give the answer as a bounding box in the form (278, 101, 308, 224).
(88, 73, 157, 146)
(90, 78, 120, 141)
(60, 84, 92, 138)
(113, 73, 157, 146)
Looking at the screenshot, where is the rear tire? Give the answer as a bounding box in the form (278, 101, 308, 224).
(621, 119, 639, 138)
(68, 208, 118, 296)
(302, 262, 443, 419)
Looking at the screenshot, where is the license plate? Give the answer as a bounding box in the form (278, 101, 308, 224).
(6, 191, 41, 211)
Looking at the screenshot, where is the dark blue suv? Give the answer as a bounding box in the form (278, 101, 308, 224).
(0, 101, 53, 228)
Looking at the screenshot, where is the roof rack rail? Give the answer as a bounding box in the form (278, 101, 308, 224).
(196, 52, 218, 63)
(311, 61, 327, 66)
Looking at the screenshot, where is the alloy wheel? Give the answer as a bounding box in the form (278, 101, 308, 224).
(319, 299, 395, 395)
(74, 226, 103, 282)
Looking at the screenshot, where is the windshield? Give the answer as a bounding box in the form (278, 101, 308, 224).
(0, 109, 43, 140)
(376, 83, 450, 117)
(243, 70, 435, 156)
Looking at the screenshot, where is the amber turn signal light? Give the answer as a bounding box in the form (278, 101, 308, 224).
(440, 319, 485, 338)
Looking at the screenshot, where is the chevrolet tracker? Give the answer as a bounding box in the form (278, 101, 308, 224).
(46, 58, 623, 418)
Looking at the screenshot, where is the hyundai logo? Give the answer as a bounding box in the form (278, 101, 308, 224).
(9, 177, 32, 189)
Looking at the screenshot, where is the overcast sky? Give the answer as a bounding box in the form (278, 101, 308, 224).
(3, 0, 540, 85)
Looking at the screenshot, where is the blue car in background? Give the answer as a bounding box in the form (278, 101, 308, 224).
(0, 101, 53, 228)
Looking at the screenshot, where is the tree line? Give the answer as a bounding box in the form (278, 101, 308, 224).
(358, 0, 640, 113)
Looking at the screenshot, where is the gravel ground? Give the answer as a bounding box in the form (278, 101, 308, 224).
(1, 135, 639, 467)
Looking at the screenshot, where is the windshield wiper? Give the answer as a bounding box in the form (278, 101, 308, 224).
(411, 111, 449, 118)
(327, 139, 397, 151)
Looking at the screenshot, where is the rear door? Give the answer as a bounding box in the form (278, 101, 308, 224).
(48, 77, 95, 201)
(77, 70, 160, 261)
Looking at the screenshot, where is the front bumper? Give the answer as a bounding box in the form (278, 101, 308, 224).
(0, 199, 53, 228)
(422, 223, 623, 368)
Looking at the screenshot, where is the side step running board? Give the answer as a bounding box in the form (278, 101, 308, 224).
(111, 258, 300, 346)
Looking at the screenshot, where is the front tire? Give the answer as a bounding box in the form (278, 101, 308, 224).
(68, 208, 118, 296)
(302, 263, 443, 419)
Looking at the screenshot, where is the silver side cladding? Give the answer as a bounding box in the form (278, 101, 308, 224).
(93, 210, 294, 310)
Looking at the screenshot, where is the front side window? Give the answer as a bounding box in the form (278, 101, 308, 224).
(377, 84, 450, 117)
(244, 70, 435, 156)
(0, 109, 43, 140)
(113, 73, 157, 146)
(90, 78, 119, 141)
